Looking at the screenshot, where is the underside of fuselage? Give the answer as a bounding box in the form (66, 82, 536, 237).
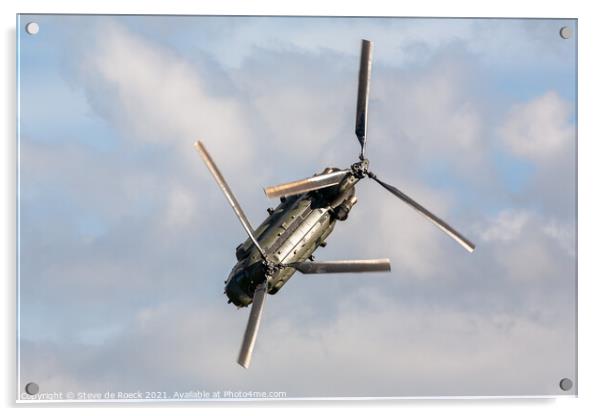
(224, 174, 357, 307)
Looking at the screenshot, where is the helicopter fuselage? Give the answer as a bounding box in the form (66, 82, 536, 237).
(224, 168, 360, 307)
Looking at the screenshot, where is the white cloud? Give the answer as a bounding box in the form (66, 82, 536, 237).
(543, 219, 576, 257)
(162, 184, 199, 229)
(20, 296, 575, 397)
(477, 209, 576, 282)
(480, 209, 531, 242)
(499, 91, 574, 161)
(366, 51, 490, 183)
(495, 91, 576, 218)
(372, 183, 454, 279)
(78, 21, 256, 173)
(189, 18, 574, 72)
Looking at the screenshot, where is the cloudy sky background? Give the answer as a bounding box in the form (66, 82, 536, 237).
(18, 15, 576, 398)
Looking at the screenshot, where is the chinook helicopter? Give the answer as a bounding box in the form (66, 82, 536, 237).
(194, 40, 475, 369)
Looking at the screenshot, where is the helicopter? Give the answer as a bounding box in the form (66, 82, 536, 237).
(194, 39, 475, 369)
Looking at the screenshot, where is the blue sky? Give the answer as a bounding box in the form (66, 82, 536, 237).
(18, 15, 576, 398)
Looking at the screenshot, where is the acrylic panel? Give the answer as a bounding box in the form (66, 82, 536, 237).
(17, 14, 577, 401)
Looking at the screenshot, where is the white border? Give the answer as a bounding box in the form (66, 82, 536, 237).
(14, 395, 577, 404)
(3, 1, 601, 415)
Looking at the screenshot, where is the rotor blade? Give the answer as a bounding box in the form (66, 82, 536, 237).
(290, 259, 391, 274)
(264, 170, 349, 199)
(237, 282, 268, 369)
(355, 39, 373, 160)
(369, 173, 476, 253)
(194, 141, 267, 259)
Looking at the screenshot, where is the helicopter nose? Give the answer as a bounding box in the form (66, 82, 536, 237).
(225, 277, 253, 307)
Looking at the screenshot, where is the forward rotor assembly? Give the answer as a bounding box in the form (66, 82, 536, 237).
(264, 39, 476, 253)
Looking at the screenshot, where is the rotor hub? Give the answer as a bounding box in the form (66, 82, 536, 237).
(262, 259, 283, 279)
(351, 159, 370, 179)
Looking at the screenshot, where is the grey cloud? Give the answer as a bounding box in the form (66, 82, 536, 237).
(21, 295, 574, 397)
